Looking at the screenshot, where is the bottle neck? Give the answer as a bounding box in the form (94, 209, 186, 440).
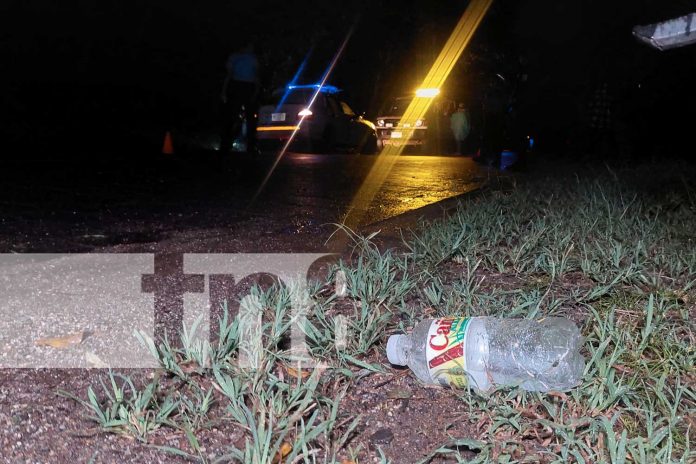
(386, 334, 410, 366)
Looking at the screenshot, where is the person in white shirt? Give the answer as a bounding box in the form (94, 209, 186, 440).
(450, 103, 471, 155)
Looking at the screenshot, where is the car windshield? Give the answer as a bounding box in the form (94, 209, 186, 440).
(386, 97, 413, 116)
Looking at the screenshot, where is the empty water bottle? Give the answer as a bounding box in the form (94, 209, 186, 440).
(386, 316, 584, 392)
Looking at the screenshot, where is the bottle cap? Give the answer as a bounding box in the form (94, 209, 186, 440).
(386, 335, 407, 365)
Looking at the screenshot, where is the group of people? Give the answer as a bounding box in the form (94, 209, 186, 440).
(448, 78, 511, 162)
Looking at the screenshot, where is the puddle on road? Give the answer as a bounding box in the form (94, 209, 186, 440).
(368, 182, 483, 224)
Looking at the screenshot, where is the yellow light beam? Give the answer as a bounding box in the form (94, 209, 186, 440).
(337, 0, 494, 240)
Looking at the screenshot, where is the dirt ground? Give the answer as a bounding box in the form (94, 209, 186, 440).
(0, 152, 497, 462)
(0, 228, 484, 464)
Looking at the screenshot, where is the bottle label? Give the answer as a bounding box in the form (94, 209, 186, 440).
(426, 317, 471, 387)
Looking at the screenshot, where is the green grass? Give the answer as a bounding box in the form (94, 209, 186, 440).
(404, 163, 695, 463)
(65, 161, 695, 463)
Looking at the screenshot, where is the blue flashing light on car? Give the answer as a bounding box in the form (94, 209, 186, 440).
(287, 84, 341, 94)
(275, 49, 313, 112)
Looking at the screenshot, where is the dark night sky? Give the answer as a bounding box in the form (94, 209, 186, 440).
(1, 0, 695, 153)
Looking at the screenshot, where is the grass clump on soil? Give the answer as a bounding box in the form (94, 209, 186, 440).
(64, 162, 695, 463)
(404, 163, 695, 463)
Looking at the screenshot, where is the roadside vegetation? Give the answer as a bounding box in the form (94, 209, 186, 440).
(64, 161, 695, 463)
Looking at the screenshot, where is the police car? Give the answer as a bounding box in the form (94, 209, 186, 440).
(257, 84, 378, 154)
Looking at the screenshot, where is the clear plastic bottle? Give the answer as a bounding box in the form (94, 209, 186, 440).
(386, 316, 584, 392)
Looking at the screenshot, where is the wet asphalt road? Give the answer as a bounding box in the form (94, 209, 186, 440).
(1, 151, 488, 367)
(0, 151, 486, 253)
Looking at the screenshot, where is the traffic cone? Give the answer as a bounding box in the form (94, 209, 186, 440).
(162, 131, 174, 154)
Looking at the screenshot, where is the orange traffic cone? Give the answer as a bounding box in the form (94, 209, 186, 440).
(162, 131, 174, 154)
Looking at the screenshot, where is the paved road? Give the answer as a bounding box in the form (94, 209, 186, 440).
(0, 151, 488, 367)
(0, 152, 487, 252)
(254, 152, 485, 220)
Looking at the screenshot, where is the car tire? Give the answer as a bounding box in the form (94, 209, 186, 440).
(315, 128, 335, 154)
(419, 141, 431, 155)
(299, 138, 315, 154)
(360, 133, 378, 154)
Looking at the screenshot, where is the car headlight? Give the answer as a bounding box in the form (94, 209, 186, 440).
(377, 119, 385, 127)
(298, 109, 313, 117)
(415, 88, 440, 98)
(415, 119, 424, 127)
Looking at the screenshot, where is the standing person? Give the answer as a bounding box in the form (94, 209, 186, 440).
(450, 103, 471, 155)
(479, 77, 508, 166)
(586, 82, 615, 158)
(220, 41, 259, 154)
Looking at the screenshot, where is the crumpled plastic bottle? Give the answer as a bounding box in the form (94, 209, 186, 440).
(386, 316, 585, 392)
